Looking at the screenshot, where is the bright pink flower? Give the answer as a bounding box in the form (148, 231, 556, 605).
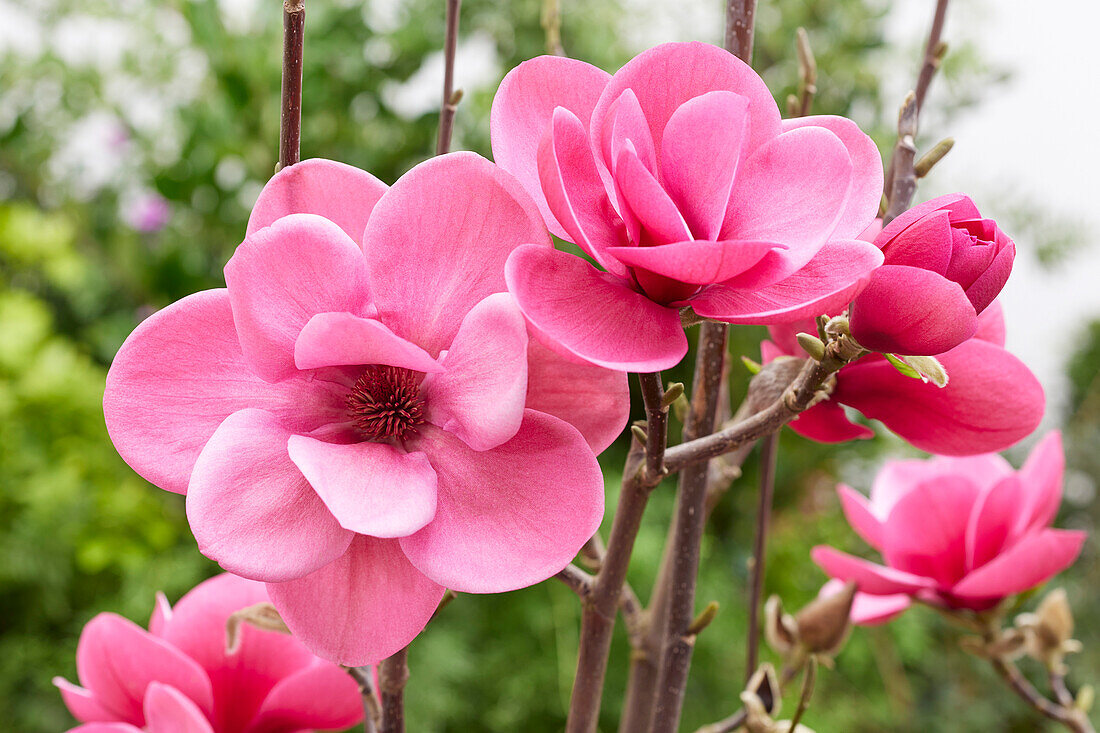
(54, 573, 363, 733)
(103, 154, 629, 665)
(762, 301, 1043, 455)
(490, 41, 885, 371)
(849, 193, 1015, 355)
(813, 433, 1085, 624)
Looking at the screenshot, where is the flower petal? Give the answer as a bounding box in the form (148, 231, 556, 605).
(143, 683, 214, 733)
(604, 88, 659, 177)
(267, 536, 446, 666)
(186, 409, 354, 582)
(837, 484, 885, 551)
(400, 413, 604, 592)
(788, 400, 875, 444)
(607, 239, 783, 284)
(505, 244, 688, 371)
(966, 475, 1025, 572)
(614, 144, 692, 244)
(225, 214, 371, 382)
(881, 477, 979, 587)
(877, 192, 979, 245)
(874, 210, 954, 273)
(104, 290, 345, 494)
(811, 546, 936, 595)
(293, 312, 442, 373)
(288, 437, 437, 538)
(247, 662, 365, 732)
(54, 678, 114, 723)
(246, 158, 388, 246)
(660, 91, 750, 240)
(849, 591, 912, 626)
(951, 529, 1086, 600)
(68, 725, 143, 733)
(490, 55, 611, 240)
(364, 152, 549, 356)
(1016, 431, 1065, 534)
(423, 292, 529, 451)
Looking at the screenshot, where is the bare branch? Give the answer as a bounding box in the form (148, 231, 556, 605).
(744, 433, 779, 682)
(277, 0, 305, 170)
(435, 0, 462, 155)
(344, 666, 381, 733)
(379, 647, 409, 733)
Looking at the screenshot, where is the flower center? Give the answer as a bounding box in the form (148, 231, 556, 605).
(345, 366, 425, 440)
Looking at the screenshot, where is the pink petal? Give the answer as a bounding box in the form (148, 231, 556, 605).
(877, 193, 980, 245)
(400, 412, 604, 592)
(720, 126, 852, 281)
(266, 536, 446, 666)
(607, 239, 783, 285)
(688, 239, 883, 324)
(293, 312, 442, 373)
(422, 292, 528, 451)
(848, 265, 978, 356)
(837, 484, 884, 550)
(811, 546, 936, 595)
(225, 214, 371, 381)
(247, 662, 364, 732)
(870, 454, 1012, 512)
(835, 339, 1045, 455)
(614, 144, 692, 244)
(1016, 431, 1065, 534)
(881, 477, 979, 587)
(660, 91, 750, 240)
(76, 614, 214, 725)
(246, 158, 388, 245)
(951, 529, 1086, 600)
(490, 55, 611, 240)
(787, 400, 874, 443)
(966, 475, 1024, 571)
(364, 152, 549, 356)
(875, 210, 953, 273)
(148, 593, 172, 637)
(288, 436, 437, 538)
(68, 725, 143, 733)
(848, 591, 912, 626)
(186, 409, 354, 582)
(54, 678, 114, 723)
(964, 238, 1015, 314)
(505, 243, 688, 371)
(973, 300, 1006, 345)
(143, 683, 214, 733)
(104, 290, 346, 494)
(590, 41, 781, 170)
(781, 116, 883, 240)
(524, 333, 630, 454)
(604, 88, 659, 178)
(537, 107, 629, 276)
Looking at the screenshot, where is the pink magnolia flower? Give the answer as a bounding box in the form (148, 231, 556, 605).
(490, 41, 885, 371)
(813, 433, 1086, 624)
(103, 154, 629, 665)
(849, 193, 1015, 355)
(761, 301, 1044, 455)
(53, 573, 363, 733)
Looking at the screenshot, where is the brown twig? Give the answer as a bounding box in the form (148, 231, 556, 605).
(277, 0, 305, 171)
(744, 433, 779, 682)
(694, 665, 802, 733)
(787, 656, 818, 731)
(344, 666, 381, 733)
(556, 563, 594, 600)
(914, 0, 950, 112)
(794, 27, 817, 118)
(566, 372, 668, 733)
(724, 0, 758, 64)
(991, 658, 1094, 733)
(1051, 671, 1076, 708)
(541, 0, 566, 56)
(435, 0, 462, 155)
(379, 648, 409, 733)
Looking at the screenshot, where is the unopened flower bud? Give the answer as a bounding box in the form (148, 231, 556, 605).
(764, 595, 798, 658)
(226, 602, 291, 654)
(795, 581, 856, 657)
(796, 333, 826, 362)
(1016, 588, 1082, 673)
(741, 663, 782, 732)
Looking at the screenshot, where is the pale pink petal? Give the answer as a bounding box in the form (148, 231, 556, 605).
(688, 239, 883, 324)
(1017, 431, 1065, 534)
(951, 529, 1086, 600)
(148, 593, 172, 637)
(604, 88, 658, 177)
(505, 244, 688, 371)
(661, 91, 750, 240)
(720, 126, 852, 280)
(246, 158, 388, 245)
(849, 265, 978, 355)
(607, 239, 783, 284)
(837, 484, 884, 550)
(614, 145, 692, 244)
(143, 683, 214, 733)
(590, 41, 781, 169)
(186, 409, 354, 582)
(848, 590, 912, 626)
(966, 475, 1024, 571)
(910, 453, 1015, 495)
(267, 536, 446, 666)
(537, 107, 629, 275)
(76, 614, 214, 725)
(787, 400, 874, 443)
(973, 300, 1006, 345)
(422, 292, 528, 451)
(869, 459, 934, 516)
(401, 413, 604, 592)
(811, 546, 936, 595)
(54, 678, 114, 723)
(293, 312, 442, 373)
(365, 152, 549, 355)
(490, 55, 611, 239)
(781, 116, 883, 240)
(225, 214, 371, 381)
(881, 477, 979, 587)
(68, 725, 143, 733)
(524, 334, 630, 454)
(288, 436, 437, 538)
(104, 290, 346, 494)
(835, 340, 1044, 455)
(247, 661, 364, 733)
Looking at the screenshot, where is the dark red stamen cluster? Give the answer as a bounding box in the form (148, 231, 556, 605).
(346, 366, 424, 440)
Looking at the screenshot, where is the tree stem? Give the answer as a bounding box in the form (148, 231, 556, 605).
(436, 0, 462, 155)
(724, 0, 758, 64)
(379, 647, 409, 733)
(744, 433, 778, 683)
(278, 0, 305, 170)
(991, 657, 1095, 733)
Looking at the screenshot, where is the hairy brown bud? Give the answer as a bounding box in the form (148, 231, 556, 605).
(225, 602, 291, 654)
(795, 581, 856, 656)
(1016, 588, 1082, 673)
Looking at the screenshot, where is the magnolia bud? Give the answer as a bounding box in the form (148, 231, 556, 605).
(795, 581, 856, 656)
(742, 663, 782, 732)
(225, 602, 291, 654)
(764, 595, 798, 658)
(1016, 588, 1082, 673)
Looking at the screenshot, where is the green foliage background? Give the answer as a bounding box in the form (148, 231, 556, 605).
(0, 0, 1095, 730)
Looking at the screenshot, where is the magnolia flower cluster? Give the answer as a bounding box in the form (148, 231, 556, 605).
(82, 41, 1075, 716)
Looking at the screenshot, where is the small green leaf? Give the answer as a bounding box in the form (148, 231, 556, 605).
(885, 353, 921, 379)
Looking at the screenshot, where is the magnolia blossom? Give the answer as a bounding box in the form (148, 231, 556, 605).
(490, 41, 885, 371)
(850, 194, 1015, 356)
(54, 573, 363, 733)
(761, 301, 1043, 455)
(813, 433, 1086, 624)
(103, 154, 629, 665)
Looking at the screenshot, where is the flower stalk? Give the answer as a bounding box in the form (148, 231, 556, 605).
(278, 0, 305, 170)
